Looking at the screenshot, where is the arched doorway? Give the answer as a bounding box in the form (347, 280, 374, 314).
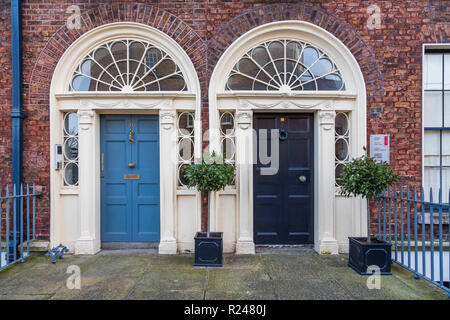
(208, 21, 367, 254)
(49, 23, 201, 254)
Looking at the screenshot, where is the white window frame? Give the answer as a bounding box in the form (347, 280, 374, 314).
(422, 43, 450, 205)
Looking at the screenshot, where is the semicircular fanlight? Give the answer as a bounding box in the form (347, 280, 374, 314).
(226, 40, 345, 92)
(69, 39, 187, 92)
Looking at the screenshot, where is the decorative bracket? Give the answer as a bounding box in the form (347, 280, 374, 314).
(236, 111, 252, 130)
(160, 111, 176, 130)
(318, 110, 336, 131)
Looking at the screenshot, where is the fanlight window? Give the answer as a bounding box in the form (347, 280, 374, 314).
(226, 40, 345, 92)
(70, 39, 187, 92)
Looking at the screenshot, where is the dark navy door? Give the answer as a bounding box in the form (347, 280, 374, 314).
(253, 113, 314, 244)
(100, 114, 160, 242)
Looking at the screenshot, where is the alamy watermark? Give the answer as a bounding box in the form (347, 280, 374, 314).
(366, 265, 381, 290)
(66, 265, 81, 290)
(367, 4, 382, 30)
(66, 5, 81, 30)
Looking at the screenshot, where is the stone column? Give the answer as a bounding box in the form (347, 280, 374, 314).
(316, 110, 339, 254)
(158, 110, 178, 254)
(235, 111, 256, 254)
(75, 109, 100, 254)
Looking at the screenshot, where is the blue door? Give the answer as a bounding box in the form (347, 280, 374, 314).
(100, 115, 160, 242)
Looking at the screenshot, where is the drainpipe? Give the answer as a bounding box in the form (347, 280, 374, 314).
(10, 0, 25, 261)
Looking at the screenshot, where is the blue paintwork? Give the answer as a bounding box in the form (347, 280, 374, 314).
(100, 115, 160, 242)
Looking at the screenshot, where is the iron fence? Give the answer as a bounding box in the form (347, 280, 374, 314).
(0, 184, 37, 270)
(377, 185, 450, 296)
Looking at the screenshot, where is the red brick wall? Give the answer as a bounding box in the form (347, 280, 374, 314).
(0, 1, 448, 239)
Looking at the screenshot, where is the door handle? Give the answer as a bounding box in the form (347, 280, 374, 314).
(128, 163, 135, 168)
(299, 175, 307, 183)
(101, 152, 104, 171)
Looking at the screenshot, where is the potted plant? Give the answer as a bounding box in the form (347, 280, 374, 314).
(339, 151, 398, 275)
(183, 151, 236, 267)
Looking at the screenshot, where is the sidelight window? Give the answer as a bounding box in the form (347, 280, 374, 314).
(177, 112, 195, 187)
(335, 112, 350, 187)
(219, 112, 236, 164)
(63, 112, 79, 186)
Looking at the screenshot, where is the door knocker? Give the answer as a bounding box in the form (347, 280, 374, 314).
(129, 129, 135, 143)
(279, 129, 288, 141)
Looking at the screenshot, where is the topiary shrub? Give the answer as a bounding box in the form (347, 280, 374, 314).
(339, 152, 398, 242)
(183, 151, 236, 236)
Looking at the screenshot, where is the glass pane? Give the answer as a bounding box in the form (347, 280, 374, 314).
(159, 75, 186, 91)
(424, 131, 440, 166)
(335, 164, 345, 186)
(222, 137, 235, 161)
(64, 137, 79, 160)
(424, 54, 443, 90)
(424, 130, 440, 156)
(64, 113, 78, 135)
(442, 168, 450, 203)
(445, 54, 450, 90)
(250, 46, 269, 67)
(445, 92, 450, 127)
(268, 41, 284, 60)
(302, 47, 319, 67)
(236, 58, 258, 77)
(220, 113, 234, 135)
(335, 138, 348, 161)
(310, 58, 333, 77)
(317, 74, 343, 91)
(111, 41, 127, 62)
(71, 75, 91, 91)
(227, 74, 252, 90)
(424, 91, 443, 127)
(93, 47, 112, 66)
(178, 164, 189, 186)
(423, 167, 440, 201)
(154, 59, 176, 77)
(178, 112, 194, 135)
(335, 113, 349, 136)
(178, 138, 194, 161)
(129, 41, 145, 62)
(443, 131, 450, 166)
(286, 41, 302, 60)
(64, 163, 79, 186)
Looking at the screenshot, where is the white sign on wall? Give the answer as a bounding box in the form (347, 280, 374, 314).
(370, 134, 390, 163)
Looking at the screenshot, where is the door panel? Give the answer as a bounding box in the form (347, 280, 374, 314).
(101, 114, 160, 242)
(253, 113, 314, 244)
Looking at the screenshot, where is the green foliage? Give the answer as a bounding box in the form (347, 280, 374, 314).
(339, 154, 399, 200)
(182, 151, 236, 192)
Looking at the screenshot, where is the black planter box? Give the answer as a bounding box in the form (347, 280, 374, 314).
(348, 237, 392, 275)
(194, 232, 223, 267)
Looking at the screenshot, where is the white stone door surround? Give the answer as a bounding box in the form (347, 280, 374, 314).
(208, 21, 368, 254)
